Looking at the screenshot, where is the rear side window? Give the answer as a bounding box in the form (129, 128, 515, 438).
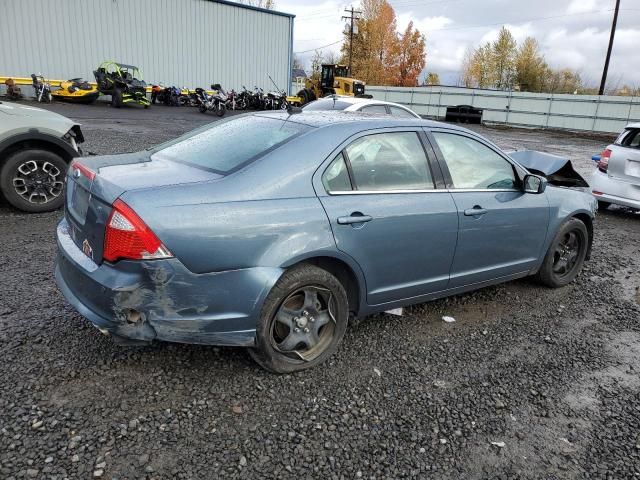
(322, 153, 352, 192)
(345, 132, 434, 191)
(152, 116, 310, 173)
(389, 106, 417, 118)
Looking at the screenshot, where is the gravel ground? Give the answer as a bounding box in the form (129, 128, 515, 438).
(1, 103, 639, 479)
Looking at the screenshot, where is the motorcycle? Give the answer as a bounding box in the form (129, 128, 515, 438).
(31, 74, 52, 103)
(265, 90, 288, 110)
(237, 86, 253, 110)
(151, 85, 181, 106)
(225, 88, 246, 110)
(195, 87, 226, 117)
(4, 78, 23, 100)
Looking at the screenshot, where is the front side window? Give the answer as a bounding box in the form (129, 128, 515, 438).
(432, 132, 518, 190)
(152, 116, 309, 174)
(345, 132, 434, 191)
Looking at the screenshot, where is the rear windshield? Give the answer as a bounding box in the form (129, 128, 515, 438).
(302, 98, 354, 111)
(151, 115, 310, 174)
(615, 128, 640, 148)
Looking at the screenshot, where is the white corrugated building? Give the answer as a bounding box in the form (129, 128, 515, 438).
(1, 0, 294, 92)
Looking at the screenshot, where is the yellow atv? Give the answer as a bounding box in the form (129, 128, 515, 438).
(291, 64, 369, 106)
(51, 78, 100, 104)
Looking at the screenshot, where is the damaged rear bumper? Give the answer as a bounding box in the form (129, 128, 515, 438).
(54, 219, 283, 347)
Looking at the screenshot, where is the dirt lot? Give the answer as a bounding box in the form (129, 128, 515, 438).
(0, 103, 639, 479)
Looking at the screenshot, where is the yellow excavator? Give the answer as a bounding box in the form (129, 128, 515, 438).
(288, 64, 370, 106)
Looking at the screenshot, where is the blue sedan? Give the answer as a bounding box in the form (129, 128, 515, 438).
(55, 111, 597, 372)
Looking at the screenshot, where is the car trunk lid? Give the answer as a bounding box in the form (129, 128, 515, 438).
(65, 152, 221, 264)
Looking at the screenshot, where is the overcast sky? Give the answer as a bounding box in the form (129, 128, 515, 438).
(275, 0, 640, 88)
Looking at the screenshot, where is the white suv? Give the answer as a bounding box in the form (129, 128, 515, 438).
(0, 101, 84, 212)
(591, 123, 640, 211)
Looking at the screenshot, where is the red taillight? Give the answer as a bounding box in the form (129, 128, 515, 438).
(103, 199, 172, 262)
(597, 149, 611, 173)
(70, 160, 96, 181)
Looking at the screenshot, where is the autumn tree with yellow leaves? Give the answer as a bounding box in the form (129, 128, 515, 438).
(341, 0, 426, 86)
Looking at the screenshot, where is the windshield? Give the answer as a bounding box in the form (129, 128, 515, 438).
(302, 98, 354, 111)
(151, 115, 311, 174)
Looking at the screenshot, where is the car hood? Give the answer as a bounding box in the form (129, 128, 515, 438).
(0, 102, 77, 129)
(509, 150, 589, 188)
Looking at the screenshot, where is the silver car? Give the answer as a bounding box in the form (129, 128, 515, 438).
(591, 123, 640, 210)
(302, 96, 420, 118)
(0, 101, 84, 212)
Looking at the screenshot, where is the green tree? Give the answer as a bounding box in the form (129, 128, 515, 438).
(492, 27, 517, 89)
(424, 72, 440, 85)
(515, 37, 548, 92)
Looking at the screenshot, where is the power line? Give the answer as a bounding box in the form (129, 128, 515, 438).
(294, 39, 343, 54)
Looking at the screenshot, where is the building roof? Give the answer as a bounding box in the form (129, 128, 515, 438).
(208, 0, 295, 18)
(292, 68, 307, 78)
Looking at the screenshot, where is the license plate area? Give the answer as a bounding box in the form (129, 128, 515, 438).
(67, 178, 91, 224)
(626, 159, 640, 179)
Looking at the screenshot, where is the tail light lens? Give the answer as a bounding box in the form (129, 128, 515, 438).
(597, 149, 611, 173)
(103, 199, 172, 262)
(70, 160, 95, 180)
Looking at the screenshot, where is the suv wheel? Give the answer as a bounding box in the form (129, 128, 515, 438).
(0, 149, 67, 212)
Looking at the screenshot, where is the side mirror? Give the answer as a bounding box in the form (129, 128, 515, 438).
(523, 174, 547, 194)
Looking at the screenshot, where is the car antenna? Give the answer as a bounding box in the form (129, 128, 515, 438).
(268, 74, 301, 115)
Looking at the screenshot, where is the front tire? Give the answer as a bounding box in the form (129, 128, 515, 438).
(111, 89, 123, 108)
(536, 218, 588, 288)
(249, 264, 349, 373)
(0, 149, 67, 213)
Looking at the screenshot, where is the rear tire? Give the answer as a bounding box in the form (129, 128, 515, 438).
(597, 200, 610, 210)
(535, 218, 588, 288)
(0, 149, 67, 213)
(249, 264, 349, 373)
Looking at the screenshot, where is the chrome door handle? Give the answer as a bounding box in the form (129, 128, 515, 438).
(337, 214, 373, 225)
(464, 206, 488, 216)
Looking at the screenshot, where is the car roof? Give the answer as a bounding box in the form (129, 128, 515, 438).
(253, 110, 470, 133)
(311, 96, 403, 107)
(625, 122, 640, 129)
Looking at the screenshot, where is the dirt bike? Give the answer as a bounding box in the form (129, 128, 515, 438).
(31, 74, 52, 103)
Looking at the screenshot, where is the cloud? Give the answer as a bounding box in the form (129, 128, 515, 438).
(278, 0, 640, 87)
(567, 0, 599, 14)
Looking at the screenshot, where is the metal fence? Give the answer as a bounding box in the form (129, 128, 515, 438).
(366, 85, 640, 134)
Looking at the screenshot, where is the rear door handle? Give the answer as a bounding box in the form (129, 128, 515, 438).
(464, 206, 488, 216)
(337, 213, 373, 225)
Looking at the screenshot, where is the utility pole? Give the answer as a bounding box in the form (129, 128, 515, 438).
(342, 7, 361, 75)
(599, 0, 621, 95)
